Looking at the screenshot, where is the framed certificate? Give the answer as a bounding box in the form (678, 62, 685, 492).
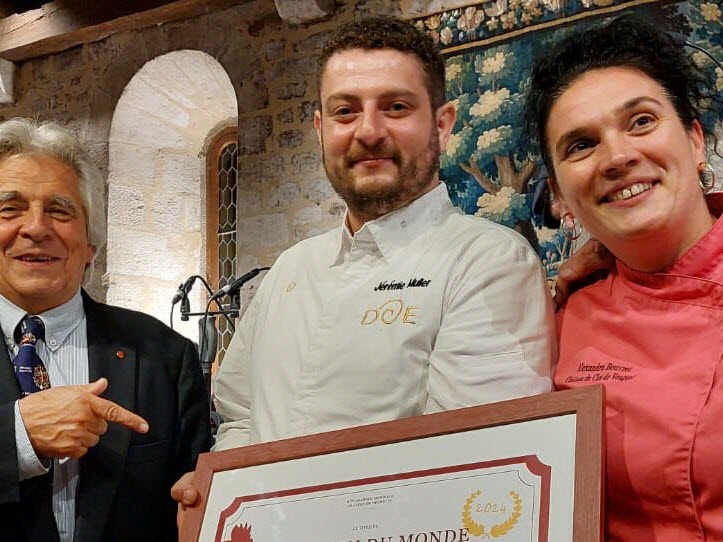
(181, 386, 603, 542)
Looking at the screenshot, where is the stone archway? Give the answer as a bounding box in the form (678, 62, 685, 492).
(107, 49, 237, 341)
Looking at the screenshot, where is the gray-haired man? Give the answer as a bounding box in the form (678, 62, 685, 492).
(0, 118, 211, 542)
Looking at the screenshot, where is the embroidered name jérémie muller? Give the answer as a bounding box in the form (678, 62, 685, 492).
(374, 278, 431, 291)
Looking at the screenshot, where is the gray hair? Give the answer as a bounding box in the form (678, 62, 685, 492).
(0, 118, 106, 283)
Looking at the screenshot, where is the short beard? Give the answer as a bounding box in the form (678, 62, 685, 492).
(322, 128, 441, 220)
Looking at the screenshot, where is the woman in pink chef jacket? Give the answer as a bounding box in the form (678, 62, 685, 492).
(525, 14, 723, 542)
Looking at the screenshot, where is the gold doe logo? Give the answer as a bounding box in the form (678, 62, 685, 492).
(360, 299, 419, 326)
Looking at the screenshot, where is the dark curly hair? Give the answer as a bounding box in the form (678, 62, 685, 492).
(318, 16, 446, 111)
(524, 13, 721, 177)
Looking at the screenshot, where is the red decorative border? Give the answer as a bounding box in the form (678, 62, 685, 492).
(213, 455, 551, 542)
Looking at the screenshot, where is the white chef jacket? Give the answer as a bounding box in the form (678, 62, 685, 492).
(214, 183, 555, 449)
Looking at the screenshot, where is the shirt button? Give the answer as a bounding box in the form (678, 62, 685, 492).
(49, 339, 57, 346)
(401, 220, 407, 228)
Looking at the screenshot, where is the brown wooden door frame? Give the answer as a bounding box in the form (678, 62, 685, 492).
(205, 126, 238, 294)
(205, 126, 238, 372)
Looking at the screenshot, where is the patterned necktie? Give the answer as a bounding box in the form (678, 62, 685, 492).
(13, 315, 51, 395)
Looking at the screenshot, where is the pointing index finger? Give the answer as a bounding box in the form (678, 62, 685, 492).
(88, 395, 149, 433)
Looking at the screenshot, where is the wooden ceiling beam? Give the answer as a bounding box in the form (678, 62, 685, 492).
(0, 0, 251, 62)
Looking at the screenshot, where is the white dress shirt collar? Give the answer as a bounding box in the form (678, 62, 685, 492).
(0, 290, 85, 352)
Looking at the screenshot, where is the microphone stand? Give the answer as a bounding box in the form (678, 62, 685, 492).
(170, 275, 241, 437)
(197, 267, 270, 378)
(187, 303, 238, 408)
(193, 268, 269, 436)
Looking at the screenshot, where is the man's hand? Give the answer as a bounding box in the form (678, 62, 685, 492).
(555, 239, 615, 307)
(171, 471, 199, 530)
(18, 377, 149, 459)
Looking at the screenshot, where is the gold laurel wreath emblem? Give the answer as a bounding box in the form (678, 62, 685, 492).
(461, 490, 523, 539)
(462, 491, 485, 537)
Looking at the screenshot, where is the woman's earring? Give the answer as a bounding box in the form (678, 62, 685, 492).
(699, 162, 716, 193)
(561, 212, 583, 241)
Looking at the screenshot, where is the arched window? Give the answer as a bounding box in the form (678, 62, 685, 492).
(206, 127, 238, 367)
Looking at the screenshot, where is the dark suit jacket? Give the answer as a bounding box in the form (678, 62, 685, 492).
(0, 291, 212, 542)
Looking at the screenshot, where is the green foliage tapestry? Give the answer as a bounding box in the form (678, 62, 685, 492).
(412, 0, 723, 285)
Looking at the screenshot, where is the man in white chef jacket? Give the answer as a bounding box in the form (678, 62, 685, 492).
(172, 15, 554, 514)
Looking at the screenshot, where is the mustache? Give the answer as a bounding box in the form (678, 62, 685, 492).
(345, 143, 400, 166)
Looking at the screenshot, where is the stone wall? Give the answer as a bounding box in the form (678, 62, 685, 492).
(106, 50, 237, 341)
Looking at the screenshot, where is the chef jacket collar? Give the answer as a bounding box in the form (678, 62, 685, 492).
(330, 182, 455, 266)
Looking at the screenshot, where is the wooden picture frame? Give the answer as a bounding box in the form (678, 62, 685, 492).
(181, 386, 604, 542)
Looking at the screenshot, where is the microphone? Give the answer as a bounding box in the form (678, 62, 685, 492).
(172, 276, 197, 305)
(209, 267, 270, 302)
(668, 31, 723, 71)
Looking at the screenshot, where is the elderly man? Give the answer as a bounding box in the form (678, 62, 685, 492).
(174, 15, 555, 511)
(0, 119, 211, 542)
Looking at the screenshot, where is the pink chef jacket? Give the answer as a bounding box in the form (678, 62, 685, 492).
(555, 194, 723, 541)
